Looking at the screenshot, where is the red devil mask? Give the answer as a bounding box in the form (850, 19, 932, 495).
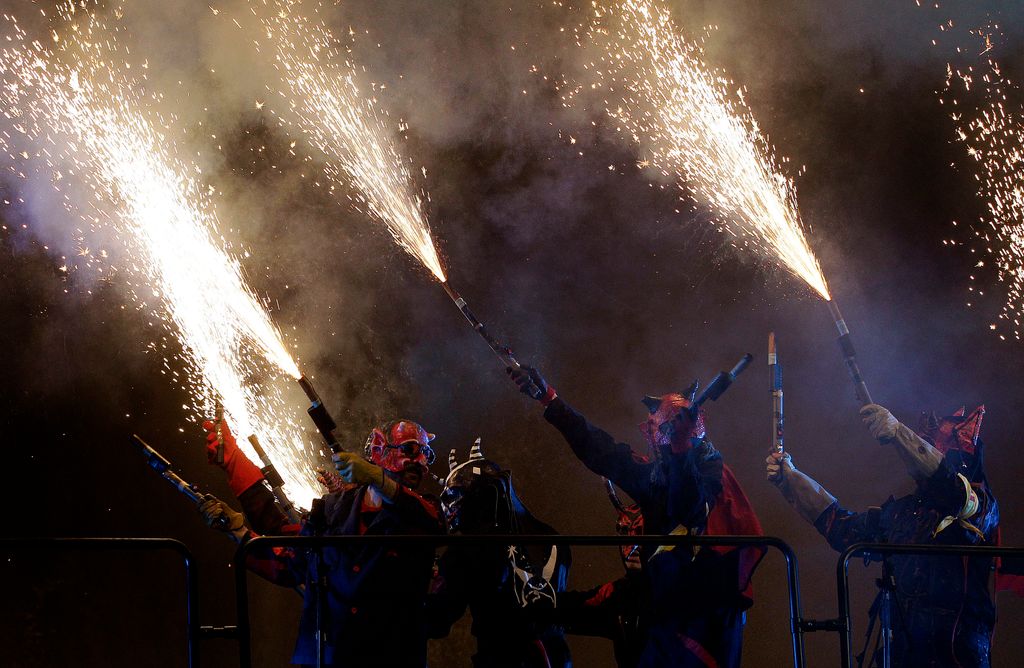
(916, 405, 985, 456)
(365, 419, 436, 475)
(638, 387, 707, 454)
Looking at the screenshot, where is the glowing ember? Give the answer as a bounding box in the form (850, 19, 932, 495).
(0, 4, 318, 506)
(943, 35, 1024, 341)
(559, 0, 829, 300)
(260, 0, 446, 282)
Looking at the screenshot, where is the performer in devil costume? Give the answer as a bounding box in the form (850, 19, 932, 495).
(509, 366, 764, 668)
(766, 403, 998, 667)
(201, 419, 444, 667)
(427, 438, 572, 667)
(553, 480, 647, 668)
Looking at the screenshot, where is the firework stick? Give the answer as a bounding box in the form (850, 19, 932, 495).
(131, 433, 228, 530)
(247, 434, 303, 524)
(296, 375, 353, 455)
(213, 400, 226, 465)
(769, 333, 783, 454)
(440, 281, 543, 400)
(825, 300, 873, 406)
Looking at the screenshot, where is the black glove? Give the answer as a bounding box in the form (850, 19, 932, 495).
(506, 365, 553, 403)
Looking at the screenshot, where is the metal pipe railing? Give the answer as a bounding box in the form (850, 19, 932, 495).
(835, 542, 1024, 668)
(235, 533, 805, 668)
(0, 537, 199, 668)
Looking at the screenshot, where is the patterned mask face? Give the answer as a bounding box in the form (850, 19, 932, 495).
(638, 392, 707, 453)
(916, 405, 985, 455)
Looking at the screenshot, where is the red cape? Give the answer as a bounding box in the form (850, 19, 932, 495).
(705, 464, 766, 604)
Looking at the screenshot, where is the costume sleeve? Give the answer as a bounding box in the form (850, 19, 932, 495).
(555, 578, 633, 639)
(424, 549, 470, 638)
(543, 397, 652, 504)
(237, 482, 297, 535)
(813, 502, 881, 553)
(243, 529, 308, 588)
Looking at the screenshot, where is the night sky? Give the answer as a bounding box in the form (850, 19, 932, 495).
(3, 1, 1024, 666)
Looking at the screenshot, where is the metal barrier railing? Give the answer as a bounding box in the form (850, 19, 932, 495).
(235, 534, 806, 668)
(835, 542, 1024, 668)
(0, 537, 199, 668)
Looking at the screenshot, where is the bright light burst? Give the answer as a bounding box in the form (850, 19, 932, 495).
(259, 0, 446, 282)
(561, 0, 829, 299)
(0, 3, 319, 506)
(942, 30, 1024, 341)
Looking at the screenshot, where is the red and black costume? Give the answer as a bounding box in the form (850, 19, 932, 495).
(816, 407, 997, 667)
(512, 367, 764, 668)
(245, 482, 443, 666)
(205, 419, 444, 667)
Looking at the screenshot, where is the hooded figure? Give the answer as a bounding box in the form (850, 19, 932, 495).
(767, 403, 999, 667)
(427, 438, 572, 668)
(509, 366, 764, 668)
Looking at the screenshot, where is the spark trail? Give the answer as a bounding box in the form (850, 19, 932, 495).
(260, 0, 446, 282)
(562, 0, 830, 299)
(0, 3, 319, 506)
(941, 25, 1024, 341)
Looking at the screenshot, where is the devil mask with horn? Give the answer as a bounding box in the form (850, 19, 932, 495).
(639, 381, 707, 457)
(916, 405, 986, 481)
(442, 438, 564, 608)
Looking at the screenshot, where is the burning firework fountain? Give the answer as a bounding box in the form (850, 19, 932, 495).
(0, 4, 321, 506)
(259, 0, 539, 393)
(566, 0, 873, 404)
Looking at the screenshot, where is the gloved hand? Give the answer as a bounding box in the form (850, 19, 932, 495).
(766, 451, 795, 485)
(203, 418, 264, 497)
(859, 404, 899, 441)
(506, 365, 556, 405)
(199, 495, 249, 543)
(333, 451, 385, 487)
(316, 468, 350, 495)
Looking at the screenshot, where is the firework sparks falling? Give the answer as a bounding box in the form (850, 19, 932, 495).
(560, 0, 829, 299)
(0, 4, 319, 506)
(941, 25, 1024, 341)
(259, 0, 446, 282)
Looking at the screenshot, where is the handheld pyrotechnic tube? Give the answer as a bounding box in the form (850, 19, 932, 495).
(689, 353, 754, 417)
(825, 299, 873, 406)
(769, 333, 784, 454)
(131, 433, 228, 529)
(248, 434, 303, 524)
(296, 375, 346, 454)
(440, 281, 543, 400)
(213, 400, 225, 466)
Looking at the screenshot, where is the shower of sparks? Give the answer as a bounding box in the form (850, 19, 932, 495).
(558, 0, 830, 299)
(939, 22, 1024, 341)
(258, 0, 446, 282)
(0, 4, 319, 506)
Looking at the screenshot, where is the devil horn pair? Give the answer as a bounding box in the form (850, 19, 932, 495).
(448, 437, 485, 472)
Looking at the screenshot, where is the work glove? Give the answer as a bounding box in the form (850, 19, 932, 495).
(859, 404, 899, 441)
(332, 451, 385, 487)
(199, 495, 250, 543)
(861, 405, 943, 480)
(506, 365, 556, 405)
(203, 418, 264, 497)
(765, 451, 795, 486)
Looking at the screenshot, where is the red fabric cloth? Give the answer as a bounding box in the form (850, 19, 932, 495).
(704, 464, 765, 602)
(994, 527, 1024, 597)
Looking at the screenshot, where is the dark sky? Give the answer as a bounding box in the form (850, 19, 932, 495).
(3, 1, 1024, 666)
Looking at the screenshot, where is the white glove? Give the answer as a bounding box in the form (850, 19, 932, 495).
(765, 451, 794, 485)
(859, 404, 899, 441)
